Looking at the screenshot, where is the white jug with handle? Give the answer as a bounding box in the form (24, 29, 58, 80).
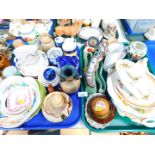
(13, 45, 39, 67)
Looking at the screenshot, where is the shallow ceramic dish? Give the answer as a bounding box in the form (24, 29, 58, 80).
(107, 75, 155, 127)
(0, 76, 43, 128)
(42, 91, 73, 123)
(115, 59, 155, 109)
(78, 27, 103, 40)
(84, 93, 115, 129)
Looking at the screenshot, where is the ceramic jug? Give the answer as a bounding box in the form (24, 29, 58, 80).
(13, 45, 39, 66)
(59, 65, 81, 94)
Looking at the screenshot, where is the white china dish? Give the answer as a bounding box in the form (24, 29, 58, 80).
(78, 27, 103, 40)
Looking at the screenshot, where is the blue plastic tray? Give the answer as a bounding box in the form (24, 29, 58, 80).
(1, 47, 81, 130)
(121, 19, 144, 35)
(146, 41, 155, 75)
(0, 23, 82, 130)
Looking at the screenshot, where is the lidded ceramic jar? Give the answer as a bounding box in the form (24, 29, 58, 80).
(62, 38, 77, 56)
(128, 41, 147, 61)
(39, 33, 55, 52)
(59, 65, 81, 94)
(19, 24, 38, 44)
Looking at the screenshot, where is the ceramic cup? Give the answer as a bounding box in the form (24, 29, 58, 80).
(128, 41, 147, 61)
(47, 47, 63, 65)
(55, 36, 64, 47)
(13, 45, 39, 66)
(62, 38, 77, 56)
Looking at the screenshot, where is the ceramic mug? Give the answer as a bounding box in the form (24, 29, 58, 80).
(47, 47, 63, 65)
(55, 36, 64, 47)
(128, 41, 147, 61)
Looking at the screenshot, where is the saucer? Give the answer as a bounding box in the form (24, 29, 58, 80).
(18, 51, 49, 77)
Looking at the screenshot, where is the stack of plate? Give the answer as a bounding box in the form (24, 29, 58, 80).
(0, 76, 46, 128)
(107, 58, 155, 127)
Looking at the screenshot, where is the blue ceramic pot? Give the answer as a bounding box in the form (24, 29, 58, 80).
(56, 56, 79, 69)
(43, 68, 56, 81)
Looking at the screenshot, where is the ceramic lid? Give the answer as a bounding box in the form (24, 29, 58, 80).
(19, 24, 34, 34)
(62, 39, 77, 52)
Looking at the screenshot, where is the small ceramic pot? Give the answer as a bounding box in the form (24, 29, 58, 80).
(56, 56, 79, 69)
(83, 19, 91, 27)
(60, 65, 81, 94)
(85, 36, 100, 53)
(2, 66, 19, 77)
(55, 36, 64, 47)
(0, 54, 10, 70)
(38, 66, 60, 87)
(47, 47, 63, 65)
(39, 33, 55, 52)
(128, 41, 147, 61)
(62, 38, 77, 56)
(19, 24, 38, 44)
